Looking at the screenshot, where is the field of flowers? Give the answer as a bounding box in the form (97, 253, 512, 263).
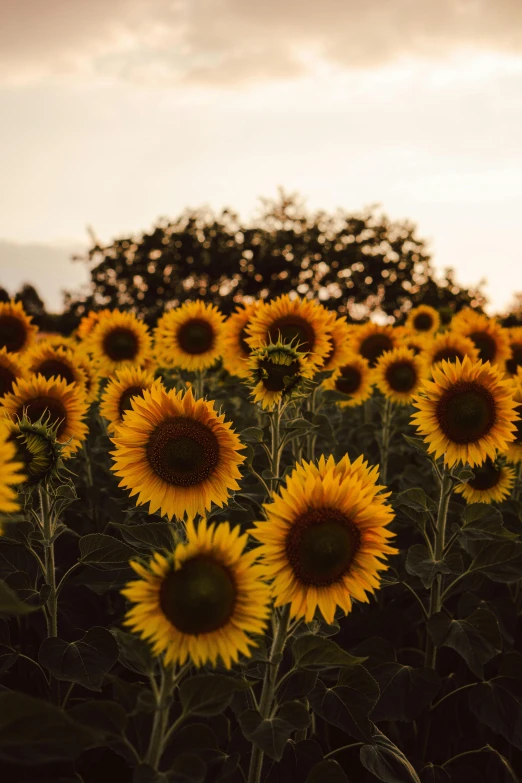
(1, 295, 522, 782)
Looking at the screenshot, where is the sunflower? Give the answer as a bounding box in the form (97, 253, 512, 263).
(75, 349, 101, 404)
(374, 347, 428, 405)
(455, 456, 515, 504)
(406, 305, 440, 335)
(111, 385, 245, 520)
(246, 295, 332, 369)
(321, 315, 355, 372)
(505, 378, 522, 464)
(4, 415, 64, 486)
(122, 518, 271, 668)
(322, 354, 373, 407)
(87, 310, 152, 375)
(76, 309, 111, 342)
(154, 301, 224, 372)
(221, 302, 260, 378)
(0, 422, 25, 515)
(0, 300, 38, 354)
(24, 343, 86, 388)
(350, 322, 398, 368)
(411, 357, 519, 468)
(393, 328, 431, 357)
(425, 331, 479, 369)
(505, 327, 522, 378)
(0, 348, 28, 399)
(1, 374, 89, 458)
(246, 341, 315, 410)
(100, 366, 161, 433)
(452, 311, 511, 367)
(250, 456, 396, 624)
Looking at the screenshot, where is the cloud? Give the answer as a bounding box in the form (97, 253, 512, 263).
(2, 0, 522, 87)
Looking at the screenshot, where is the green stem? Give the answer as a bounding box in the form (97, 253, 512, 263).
(424, 471, 453, 670)
(247, 604, 291, 783)
(442, 746, 493, 769)
(325, 742, 363, 759)
(379, 398, 392, 485)
(145, 663, 175, 770)
(194, 369, 206, 399)
(430, 682, 477, 712)
(269, 405, 282, 492)
(39, 486, 58, 639)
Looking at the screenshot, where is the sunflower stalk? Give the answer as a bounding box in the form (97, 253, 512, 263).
(269, 403, 283, 492)
(39, 484, 58, 639)
(379, 397, 393, 486)
(145, 662, 176, 770)
(247, 604, 291, 783)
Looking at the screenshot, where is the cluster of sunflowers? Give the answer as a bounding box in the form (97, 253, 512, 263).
(0, 293, 522, 779)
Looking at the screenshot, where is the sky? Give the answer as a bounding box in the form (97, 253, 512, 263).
(1, 0, 522, 313)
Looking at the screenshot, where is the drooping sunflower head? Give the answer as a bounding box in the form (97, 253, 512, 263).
(374, 347, 429, 405)
(0, 347, 28, 400)
(246, 295, 333, 369)
(321, 315, 355, 372)
(322, 354, 373, 407)
(222, 301, 260, 378)
(122, 518, 271, 669)
(111, 385, 245, 520)
(452, 311, 511, 367)
(87, 310, 152, 375)
(455, 455, 515, 504)
(425, 331, 479, 370)
(245, 341, 315, 410)
(251, 456, 397, 624)
(154, 301, 225, 372)
(411, 356, 519, 467)
(505, 327, 522, 378)
(1, 374, 89, 458)
(4, 414, 65, 486)
(0, 300, 38, 354)
(0, 422, 25, 518)
(406, 305, 440, 335)
(350, 322, 398, 368)
(24, 343, 86, 388)
(100, 366, 162, 433)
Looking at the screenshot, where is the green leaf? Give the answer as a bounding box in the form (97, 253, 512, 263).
(167, 723, 218, 757)
(112, 628, 157, 676)
(180, 674, 253, 717)
(420, 764, 451, 783)
(402, 434, 429, 456)
(0, 579, 38, 615)
(283, 418, 316, 432)
(0, 642, 18, 673)
(305, 759, 349, 782)
(372, 664, 441, 721)
(278, 670, 318, 704)
(428, 608, 502, 678)
(68, 700, 127, 741)
(111, 521, 175, 551)
(405, 545, 463, 589)
(394, 488, 430, 512)
(469, 541, 522, 583)
(360, 728, 421, 783)
(79, 533, 137, 570)
(169, 753, 206, 783)
(460, 505, 518, 542)
(293, 634, 367, 671)
(0, 691, 95, 764)
(278, 700, 310, 731)
(239, 709, 294, 761)
(241, 426, 265, 443)
(310, 666, 379, 742)
(39, 626, 119, 691)
(469, 656, 522, 749)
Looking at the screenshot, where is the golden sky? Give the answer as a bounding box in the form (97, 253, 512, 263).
(1, 0, 522, 311)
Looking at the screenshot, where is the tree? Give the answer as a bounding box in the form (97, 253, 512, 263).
(66, 191, 486, 324)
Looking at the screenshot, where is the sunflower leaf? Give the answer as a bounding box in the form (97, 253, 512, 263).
(293, 634, 367, 671)
(405, 545, 463, 589)
(360, 727, 422, 783)
(239, 709, 296, 761)
(38, 626, 119, 691)
(305, 759, 349, 782)
(371, 664, 441, 721)
(469, 541, 522, 583)
(309, 677, 375, 742)
(240, 427, 265, 443)
(180, 674, 253, 717)
(0, 579, 38, 616)
(427, 608, 502, 678)
(79, 533, 137, 570)
(402, 435, 429, 456)
(469, 653, 522, 749)
(460, 505, 518, 542)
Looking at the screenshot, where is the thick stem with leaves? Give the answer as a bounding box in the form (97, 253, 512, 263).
(269, 404, 282, 492)
(39, 485, 58, 639)
(424, 471, 453, 669)
(379, 398, 392, 486)
(145, 663, 176, 770)
(247, 604, 291, 783)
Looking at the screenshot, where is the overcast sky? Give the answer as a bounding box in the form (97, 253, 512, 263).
(1, 0, 521, 312)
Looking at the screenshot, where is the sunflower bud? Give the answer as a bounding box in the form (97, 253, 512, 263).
(5, 414, 65, 486)
(245, 341, 315, 410)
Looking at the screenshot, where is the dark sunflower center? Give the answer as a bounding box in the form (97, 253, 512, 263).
(335, 366, 362, 395)
(360, 333, 393, 367)
(268, 316, 315, 354)
(118, 385, 145, 418)
(177, 319, 215, 355)
(469, 331, 496, 362)
(103, 328, 139, 361)
(36, 358, 75, 386)
(0, 365, 17, 397)
(413, 313, 433, 332)
(239, 326, 251, 357)
(260, 358, 300, 392)
(18, 395, 67, 438)
(285, 508, 361, 586)
(0, 315, 27, 353)
(468, 458, 501, 491)
(159, 556, 236, 634)
(433, 348, 464, 364)
(436, 382, 496, 444)
(146, 416, 219, 487)
(506, 343, 522, 376)
(385, 361, 417, 393)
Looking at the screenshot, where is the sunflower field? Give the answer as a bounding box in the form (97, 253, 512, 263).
(1, 295, 522, 783)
